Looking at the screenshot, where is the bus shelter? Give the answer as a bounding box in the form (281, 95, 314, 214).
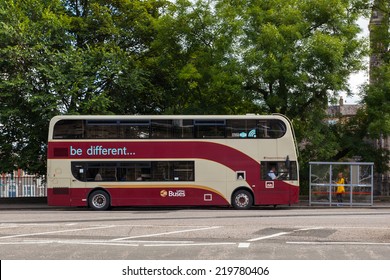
(309, 162, 374, 206)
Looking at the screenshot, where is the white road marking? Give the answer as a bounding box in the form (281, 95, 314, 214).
(0, 225, 337, 249)
(238, 243, 250, 248)
(144, 242, 236, 247)
(0, 241, 55, 245)
(287, 241, 390, 246)
(0, 225, 116, 240)
(247, 227, 324, 242)
(247, 232, 289, 242)
(0, 225, 19, 229)
(293, 227, 324, 232)
(0, 239, 233, 247)
(60, 240, 140, 247)
(111, 226, 221, 241)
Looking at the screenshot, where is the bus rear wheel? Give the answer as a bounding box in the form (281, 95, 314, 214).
(232, 190, 253, 210)
(89, 190, 110, 211)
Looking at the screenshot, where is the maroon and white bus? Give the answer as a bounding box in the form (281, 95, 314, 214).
(47, 115, 299, 210)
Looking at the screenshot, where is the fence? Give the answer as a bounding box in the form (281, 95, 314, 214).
(309, 162, 374, 206)
(0, 175, 46, 198)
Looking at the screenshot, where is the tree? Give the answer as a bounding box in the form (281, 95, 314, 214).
(0, 0, 70, 174)
(226, 0, 366, 119)
(61, 0, 169, 114)
(0, 0, 168, 174)
(213, 0, 367, 167)
(150, 0, 259, 114)
(0, 0, 370, 176)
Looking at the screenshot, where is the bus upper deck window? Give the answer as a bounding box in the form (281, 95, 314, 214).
(86, 120, 118, 139)
(226, 119, 258, 138)
(151, 120, 174, 138)
(258, 120, 286, 138)
(53, 120, 84, 139)
(194, 120, 225, 138)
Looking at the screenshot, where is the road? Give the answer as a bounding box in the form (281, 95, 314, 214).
(0, 207, 389, 260)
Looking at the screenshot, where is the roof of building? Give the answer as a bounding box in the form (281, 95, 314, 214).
(327, 98, 363, 117)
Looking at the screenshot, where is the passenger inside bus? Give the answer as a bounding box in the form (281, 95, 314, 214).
(262, 161, 295, 181)
(267, 166, 278, 180)
(94, 173, 102, 181)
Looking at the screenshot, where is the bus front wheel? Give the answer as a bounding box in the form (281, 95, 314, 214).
(232, 190, 253, 210)
(89, 190, 110, 211)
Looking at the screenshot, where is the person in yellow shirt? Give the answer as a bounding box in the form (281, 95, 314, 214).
(335, 172, 346, 204)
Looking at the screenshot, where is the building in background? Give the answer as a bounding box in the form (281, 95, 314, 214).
(327, 97, 363, 125)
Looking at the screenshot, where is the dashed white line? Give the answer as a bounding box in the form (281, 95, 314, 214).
(238, 243, 250, 248)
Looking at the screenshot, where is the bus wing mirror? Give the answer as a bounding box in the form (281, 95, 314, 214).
(285, 156, 290, 168)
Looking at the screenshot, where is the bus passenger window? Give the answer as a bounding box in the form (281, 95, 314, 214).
(226, 119, 257, 138)
(173, 162, 194, 181)
(173, 119, 194, 138)
(119, 120, 150, 139)
(54, 120, 84, 139)
(71, 162, 86, 181)
(151, 120, 174, 138)
(194, 120, 225, 138)
(258, 120, 286, 138)
(86, 120, 118, 139)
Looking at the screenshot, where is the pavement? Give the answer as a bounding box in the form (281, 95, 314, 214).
(0, 197, 49, 210)
(1, 196, 390, 210)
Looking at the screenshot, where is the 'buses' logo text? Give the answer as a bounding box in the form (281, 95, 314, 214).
(160, 190, 186, 198)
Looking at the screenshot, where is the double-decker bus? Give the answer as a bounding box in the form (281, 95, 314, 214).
(47, 115, 299, 210)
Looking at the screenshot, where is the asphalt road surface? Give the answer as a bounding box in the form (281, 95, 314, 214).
(0, 207, 389, 260)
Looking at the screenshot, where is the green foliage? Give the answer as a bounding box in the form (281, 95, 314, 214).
(0, 0, 69, 173)
(150, 0, 257, 114)
(0, 0, 372, 176)
(237, 0, 365, 117)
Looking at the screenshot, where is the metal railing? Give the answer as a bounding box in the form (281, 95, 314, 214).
(309, 162, 374, 206)
(0, 175, 46, 198)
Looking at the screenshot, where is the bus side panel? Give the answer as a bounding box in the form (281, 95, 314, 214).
(48, 188, 88, 207)
(289, 184, 299, 204)
(47, 188, 71, 207)
(101, 186, 229, 207)
(254, 181, 299, 205)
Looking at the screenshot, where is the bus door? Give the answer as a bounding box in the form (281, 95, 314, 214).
(69, 162, 87, 206)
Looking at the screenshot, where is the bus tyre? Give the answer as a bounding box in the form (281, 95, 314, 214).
(89, 190, 110, 211)
(232, 190, 253, 210)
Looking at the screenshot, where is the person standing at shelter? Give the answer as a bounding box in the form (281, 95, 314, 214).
(335, 172, 346, 204)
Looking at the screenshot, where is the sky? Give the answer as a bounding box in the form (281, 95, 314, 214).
(344, 17, 370, 104)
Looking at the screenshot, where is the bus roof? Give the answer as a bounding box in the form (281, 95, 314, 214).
(50, 114, 291, 122)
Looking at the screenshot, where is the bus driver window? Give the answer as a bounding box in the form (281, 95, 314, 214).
(262, 161, 297, 181)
